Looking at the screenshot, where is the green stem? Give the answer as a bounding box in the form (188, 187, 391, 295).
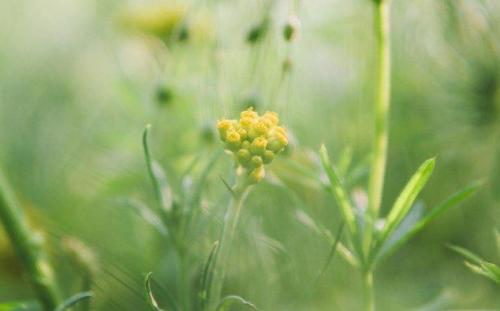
(365, 0, 392, 254)
(207, 176, 251, 311)
(0, 170, 61, 311)
(363, 270, 375, 311)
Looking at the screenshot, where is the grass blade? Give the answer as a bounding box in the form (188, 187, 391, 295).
(316, 221, 344, 282)
(216, 295, 260, 311)
(199, 241, 219, 309)
(449, 245, 500, 284)
(375, 182, 480, 263)
(319, 145, 359, 246)
(376, 158, 435, 250)
(145, 272, 166, 311)
(143, 125, 173, 213)
(54, 292, 92, 311)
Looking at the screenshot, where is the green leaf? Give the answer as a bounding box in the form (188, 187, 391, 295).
(449, 245, 500, 284)
(143, 125, 173, 213)
(117, 198, 168, 236)
(377, 158, 435, 249)
(145, 272, 166, 311)
(0, 302, 40, 311)
(376, 182, 480, 263)
(316, 222, 344, 282)
(216, 295, 260, 311)
(319, 145, 358, 241)
(199, 241, 220, 309)
(54, 292, 93, 311)
(189, 150, 221, 207)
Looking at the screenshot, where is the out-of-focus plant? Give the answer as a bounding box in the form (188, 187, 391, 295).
(319, 0, 481, 310)
(118, 4, 214, 45)
(0, 170, 95, 311)
(449, 231, 500, 285)
(139, 124, 220, 311)
(0, 170, 61, 310)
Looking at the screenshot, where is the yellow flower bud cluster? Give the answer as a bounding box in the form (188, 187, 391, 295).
(217, 108, 288, 183)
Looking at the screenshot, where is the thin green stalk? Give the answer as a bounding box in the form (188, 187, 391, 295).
(207, 176, 251, 311)
(363, 270, 375, 311)
(365, 0, 392, 255)
(0, 170, 61, 311)
(143, 124, 165, 211)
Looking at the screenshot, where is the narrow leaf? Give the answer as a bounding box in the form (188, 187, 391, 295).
(378, 158, 435, 248)
(448, 245, 484, 265)
(376, 182, 480, 263)
(145, 272, 166, 311)
(319, 145, 358, 240)
(143, 125, 173, 212)
(116, 198, 168, 236)
(316, 222, 344, 282)
(54, 292, 93, 311)
(200, 241, 220, 308)
(449, 245, 500, 284)
(216, 295, 260, 311)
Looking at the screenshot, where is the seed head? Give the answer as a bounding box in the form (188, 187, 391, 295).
(283, 15, 301, 42)
(217, 107, 288, 183)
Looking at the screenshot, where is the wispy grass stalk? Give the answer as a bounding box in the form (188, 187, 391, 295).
(364, 1, 391, 309)
(207, 176, 251, 311)
(0, 170, 61, 311)
(365, 0, 392, 255)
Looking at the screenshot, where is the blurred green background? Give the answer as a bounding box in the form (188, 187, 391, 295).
(0, 0, 499, 310)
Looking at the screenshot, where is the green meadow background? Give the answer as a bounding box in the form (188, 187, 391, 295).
(1, 0, 499, 309)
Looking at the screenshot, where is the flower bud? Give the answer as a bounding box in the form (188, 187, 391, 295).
(263, 150, 275, 164)
(246, 18, 270, 44)
(217, 107, 288, 184)
(225, 130, 241, 150)
(283, 15, 301, 42)
(250, 137, 267, 155)
(249, 166, 265, 183)
(251, 155, 263, 168)
(236, 148, 251, 167)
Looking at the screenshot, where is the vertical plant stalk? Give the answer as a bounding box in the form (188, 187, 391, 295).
(0, 170, 61, 311)
(363, 1, 391, 310)
(363, 270, 375, 311)
(365, 0, 392, 254)
(207, 177, 251, 311)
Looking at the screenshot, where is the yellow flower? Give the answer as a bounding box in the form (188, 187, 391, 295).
(218, 107, 288, 183)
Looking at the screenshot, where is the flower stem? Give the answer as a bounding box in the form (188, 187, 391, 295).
(365, 0, 392, 254)
(363, 270, 375, 311)
(207, 177, 251, 311)
(0, 170, 61, 311)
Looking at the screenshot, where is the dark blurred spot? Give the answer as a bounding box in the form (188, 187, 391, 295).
(246, 18, 270, 45)
(156, 85, 174, 107)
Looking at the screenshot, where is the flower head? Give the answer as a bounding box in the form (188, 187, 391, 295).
(217, 108, 288, 183)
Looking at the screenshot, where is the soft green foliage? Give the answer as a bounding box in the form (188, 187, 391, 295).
(145, 273, 166, 311)
(1, 0, 500, 310)
(450, 245, 500, 285)
(54, 292, 93, 311)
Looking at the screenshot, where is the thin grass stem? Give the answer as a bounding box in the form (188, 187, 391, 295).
(363, 270, 375, 311)
(207, 176, 251, 311)
(0, 170, 61, 311)
(365, 0, 392, 258)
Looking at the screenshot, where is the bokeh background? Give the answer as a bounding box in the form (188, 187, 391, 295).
(1, 0, 499, 310)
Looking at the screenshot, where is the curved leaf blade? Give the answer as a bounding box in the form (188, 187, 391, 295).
(54, 292, 92, 311)
(378, 158, 435, 248)
(145, 272, 166, 311)
(319, 146, 358, 242)
(376, 182, 480, 263)
(216, 295, 260, 311)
